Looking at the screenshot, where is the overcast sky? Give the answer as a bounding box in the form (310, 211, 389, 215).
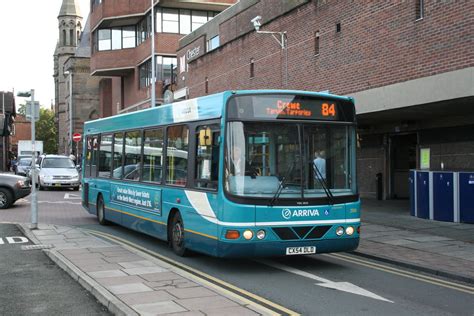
(0, 0, 90, 108)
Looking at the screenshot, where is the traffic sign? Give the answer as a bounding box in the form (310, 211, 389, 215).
(72, 133, 81, 142)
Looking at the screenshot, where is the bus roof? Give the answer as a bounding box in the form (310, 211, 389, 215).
(83, 90, 352, 135)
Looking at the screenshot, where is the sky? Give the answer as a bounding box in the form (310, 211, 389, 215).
(0, 0, 90, 108)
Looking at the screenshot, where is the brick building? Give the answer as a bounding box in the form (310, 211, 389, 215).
(10, 114, 31, 158)
(177, 0, 474, 199)
(89, 0, 236, 114)
(0, 91, 15, 171)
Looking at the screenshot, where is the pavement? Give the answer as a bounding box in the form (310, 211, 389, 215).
(6, 197, 474, 315)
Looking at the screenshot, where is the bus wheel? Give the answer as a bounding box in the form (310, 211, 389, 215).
(97, 196, 108, 226)
(170, 212, 188, 256)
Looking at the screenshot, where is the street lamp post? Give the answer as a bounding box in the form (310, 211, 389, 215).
(64, 71, 73, 155)
(251, 16, 288, 87)
(17, 89, 38, 229)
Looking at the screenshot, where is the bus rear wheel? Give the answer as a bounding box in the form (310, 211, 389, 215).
(170, 212, 188, 257)
(97, 196, 108, 226)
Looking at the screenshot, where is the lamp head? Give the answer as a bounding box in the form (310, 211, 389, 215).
(251, 15, 262, 32)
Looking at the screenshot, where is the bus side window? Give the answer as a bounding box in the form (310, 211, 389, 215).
(166, 125, 189, 186)
(195, 125, 219, 190)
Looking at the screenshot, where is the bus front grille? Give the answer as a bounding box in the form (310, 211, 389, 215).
(272, 225, 332, 240)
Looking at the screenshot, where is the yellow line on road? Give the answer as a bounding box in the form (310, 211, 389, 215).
(326, 253, 474, 295)
(84, 229, 299, 316)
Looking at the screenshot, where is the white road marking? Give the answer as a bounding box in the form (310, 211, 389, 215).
(257, 259, 393, 303)
(64, 193, 81, 200)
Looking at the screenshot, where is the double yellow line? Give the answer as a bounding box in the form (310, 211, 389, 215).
(83, 229, 300, 316)
(326, 253, 474, 295)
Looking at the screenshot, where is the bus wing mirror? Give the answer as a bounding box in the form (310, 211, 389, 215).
(199, 128, 212, 146)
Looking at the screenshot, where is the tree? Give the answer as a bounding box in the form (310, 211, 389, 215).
(36, 108, 57, 154)
(17, 103, 27, 116)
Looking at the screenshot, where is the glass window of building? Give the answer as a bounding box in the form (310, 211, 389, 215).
(191, 11, 208, 31)
(207, 35, 219, 51)
(98, 29, 111, 50)
(139, 60, 151, 89)
(156, 56, 177, 83)
(143, 129, 164, 183)
(111, 28, 122, 50)
(166, 125, 188, 186)
(179, 9, 191, 35)
(162, 8, 179, 33)
(122, 26, 136, 48)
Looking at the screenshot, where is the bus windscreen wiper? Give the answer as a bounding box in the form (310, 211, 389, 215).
(269, 161, 296, 207)
(312, 164, 335, 205)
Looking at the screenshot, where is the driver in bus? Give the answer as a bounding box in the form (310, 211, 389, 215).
(230, 145, 259, 177)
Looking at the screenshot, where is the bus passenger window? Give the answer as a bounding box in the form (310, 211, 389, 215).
(124, 130, 142, 181)
(143, 128, 164, 183)
(112, 132, 124, 179)
(195, 125, 219, 190)
(166, 125, 188, 186)
(98, 134, 113, 178)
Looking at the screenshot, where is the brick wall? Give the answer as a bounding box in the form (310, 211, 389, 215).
(179, 0, 474, 98)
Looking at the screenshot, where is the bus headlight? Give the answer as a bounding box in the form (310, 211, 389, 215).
(256, 230, 266, 240)
(336, 226, 344, 236)
(243, 230, 253, 240)
(345, 226, 355, 236)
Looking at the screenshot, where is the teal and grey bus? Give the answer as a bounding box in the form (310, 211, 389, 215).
(81, 90, 359, 257)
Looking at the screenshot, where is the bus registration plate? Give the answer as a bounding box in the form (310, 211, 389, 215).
(286, 246, 316, 255)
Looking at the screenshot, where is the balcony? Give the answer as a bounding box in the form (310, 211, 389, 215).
(90, 0, 151, 31)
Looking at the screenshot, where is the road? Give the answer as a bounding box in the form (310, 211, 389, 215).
(1, 189, 473, 315)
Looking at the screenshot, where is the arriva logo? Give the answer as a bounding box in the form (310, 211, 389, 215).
(282, 208, 320, 219)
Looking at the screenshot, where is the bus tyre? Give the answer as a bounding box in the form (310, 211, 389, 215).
(97, 196, 108, 226)
(170, 212, 188, 257)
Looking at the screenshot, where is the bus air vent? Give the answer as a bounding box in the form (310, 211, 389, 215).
(272, 227, 298, 240)
(305, 225, 332, 239)
(292, 226, 313, 239)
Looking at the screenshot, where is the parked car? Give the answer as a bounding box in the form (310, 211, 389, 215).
(34, 155, 80, 191)
(0, 173, 31, 209)
(15, 157, 32, 176)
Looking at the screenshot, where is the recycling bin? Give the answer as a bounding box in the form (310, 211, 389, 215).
(409, 170, 416, 216)
(459, 172, 474, 223)
(432, 172, 454, 222)
(416, 171, 430, 219)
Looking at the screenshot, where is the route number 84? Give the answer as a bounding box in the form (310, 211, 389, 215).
(322, 103, 336, 116)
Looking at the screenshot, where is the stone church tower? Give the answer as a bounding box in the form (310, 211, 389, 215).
(53, 0, 82, 155)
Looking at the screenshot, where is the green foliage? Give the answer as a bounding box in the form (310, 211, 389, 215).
(36, 108, 57, 154)
(17, 103, 27, 116)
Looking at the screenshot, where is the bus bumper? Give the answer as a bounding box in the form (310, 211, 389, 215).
(216, 237, 359, 258)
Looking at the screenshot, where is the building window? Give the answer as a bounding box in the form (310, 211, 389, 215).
(137, 14, 151, 45)
(155, 7, 218, 35)
(139, 60, 151, 89)
(336, 23, 341, 33)
(97, 26, 136, 51)
(70, 29, 74, 45)
(415, 0, 424, 20)
(98, 29, 111, 50)
(314, 31, 320, 55)
(205, 77, 208, 94)
(207, 35, 219, 51)
(77, 30, 80, 45)
(157, 56, 177, 83)
(63, 30, 66, 46)
(250, 58, 255, 78)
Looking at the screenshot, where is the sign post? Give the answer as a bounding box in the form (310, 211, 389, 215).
(73, 133, 81, 163)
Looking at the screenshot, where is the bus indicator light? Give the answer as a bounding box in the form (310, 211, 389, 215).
(225, 230, 240, 239)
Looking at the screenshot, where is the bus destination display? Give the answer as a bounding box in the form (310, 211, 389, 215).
(228, 95, 354, 121)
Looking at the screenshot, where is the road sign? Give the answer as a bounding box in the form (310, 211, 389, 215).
(72, 133, 81, 142)
(26, 101, 40, 121)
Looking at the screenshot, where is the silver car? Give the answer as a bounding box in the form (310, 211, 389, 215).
(15, 157, 32, 176)
(35, 155, 80, 190)
(0, 173, 31, 209)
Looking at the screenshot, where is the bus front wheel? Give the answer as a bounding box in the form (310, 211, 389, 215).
(170, 212, 188, 257)
(97, 196, 108, 226)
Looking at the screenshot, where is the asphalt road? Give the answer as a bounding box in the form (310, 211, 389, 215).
(0, 223, 110, 316)
(1, 189, 473, 315)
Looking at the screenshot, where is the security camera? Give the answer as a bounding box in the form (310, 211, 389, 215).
(251, 15, 262, 32)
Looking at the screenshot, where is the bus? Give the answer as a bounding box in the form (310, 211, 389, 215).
(81, 90, 360, 257)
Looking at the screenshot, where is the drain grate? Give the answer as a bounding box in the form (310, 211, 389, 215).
(21, 244, 55, 251)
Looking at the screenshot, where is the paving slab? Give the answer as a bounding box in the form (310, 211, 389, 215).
(132, 301, 187, 315)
